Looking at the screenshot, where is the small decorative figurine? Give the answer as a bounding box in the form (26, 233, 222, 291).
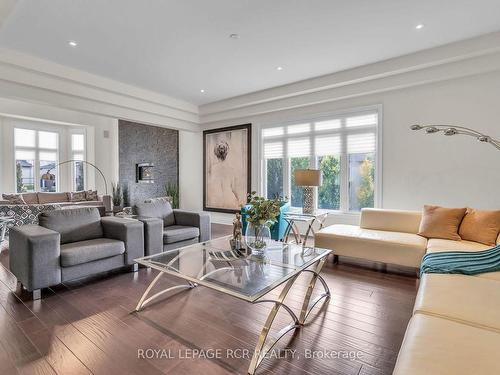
(230, 212, 243, 251)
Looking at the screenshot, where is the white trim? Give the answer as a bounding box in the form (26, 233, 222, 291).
(0, 47, 199, 131)
(200, 31, 500, 124)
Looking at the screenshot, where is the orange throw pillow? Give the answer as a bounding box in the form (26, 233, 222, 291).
(459, 208, 500, 246)
(418, 205, 467, 241)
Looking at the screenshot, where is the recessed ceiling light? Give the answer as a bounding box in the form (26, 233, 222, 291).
(68, 40, 78, 47)
(200, 89, 205, 93)
(415, 24, 424, 30)
(276, 66, 283, 71)
(229, 33, 240, 39)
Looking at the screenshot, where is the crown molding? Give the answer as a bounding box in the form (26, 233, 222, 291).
(0, 48, 200, 131)
(200, 31, 500, 125)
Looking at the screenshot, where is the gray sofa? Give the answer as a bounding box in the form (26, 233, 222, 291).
(9, 207, 144, 299)
(135, 199, 210, 255)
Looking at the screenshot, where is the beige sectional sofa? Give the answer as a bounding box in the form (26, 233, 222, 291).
(315, 208, 500, 374)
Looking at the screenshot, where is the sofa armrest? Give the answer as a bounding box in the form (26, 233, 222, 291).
(98, 195, 112, 212)
(360, 208, 422, 234)
(101, 217, 144, 264)
(9, 225, 61, 291)
(174, 210, 211, 242)
(136, 216, 163, 256)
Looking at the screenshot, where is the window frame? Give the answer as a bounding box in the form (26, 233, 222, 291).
(14, 127, 60, 193)
(69, 129, 87, 191)
(12, 122, 88, 193)
(259, 105, 383, 214)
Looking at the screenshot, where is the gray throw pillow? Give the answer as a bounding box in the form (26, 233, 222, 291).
(70, 191, 87, 202)
(85, 190, 98, 201)
(2, 193, 26, 204)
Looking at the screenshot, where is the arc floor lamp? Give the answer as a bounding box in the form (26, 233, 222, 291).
(410, 124, 500, 151)
(41, 159, 108, 195)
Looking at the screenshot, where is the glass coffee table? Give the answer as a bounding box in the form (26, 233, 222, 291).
(134, 235, 331, 374)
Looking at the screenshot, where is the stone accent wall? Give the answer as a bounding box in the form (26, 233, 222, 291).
(118, 120, 178, 206)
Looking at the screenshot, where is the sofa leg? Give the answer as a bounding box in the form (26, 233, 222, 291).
(131, 263, 139, 272)
(32, 289, 41, 300)
(333, 255, 339, 264)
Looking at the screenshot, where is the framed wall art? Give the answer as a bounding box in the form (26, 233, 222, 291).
(203, 124, 251, 213)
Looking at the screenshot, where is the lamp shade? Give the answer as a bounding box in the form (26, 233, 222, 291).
(294, 169, 321, 187)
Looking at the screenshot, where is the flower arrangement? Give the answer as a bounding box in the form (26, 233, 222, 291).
(245, 192, 281, 252)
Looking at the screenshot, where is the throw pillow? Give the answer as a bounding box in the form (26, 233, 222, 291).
(85, 190, 98, 201)
(70, 191, 87, 202)
(418, 205, 467, 241)
(459, 208, 500, 246)
(2, 193, 26, 204)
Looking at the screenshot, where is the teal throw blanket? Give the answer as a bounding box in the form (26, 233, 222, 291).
(420, 244, 500, 278)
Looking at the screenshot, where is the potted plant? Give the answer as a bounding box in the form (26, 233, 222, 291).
(244, 192, 281, 256)
(111, 182, 123, 213)
(165, 182, 179, 209)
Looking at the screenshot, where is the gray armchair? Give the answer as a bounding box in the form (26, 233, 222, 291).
(9, 207, 143, 299)
(135, 199, 210, 255)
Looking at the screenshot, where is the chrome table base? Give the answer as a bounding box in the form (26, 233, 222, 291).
(248, 256, 330, 374)
(134, 256, 330, 375)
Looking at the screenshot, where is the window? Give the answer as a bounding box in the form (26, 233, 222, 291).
(71, 133, 86, 191)
(15, 128, 59, 193)
(261, 109, 379, 212)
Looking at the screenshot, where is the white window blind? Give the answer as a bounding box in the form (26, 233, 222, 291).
(347, 133, 376, 154)
(264, 142, 284, 158)
(315, 135, 341, 156)
(346, 113, 378, 128)
(287, 138, 310, 157)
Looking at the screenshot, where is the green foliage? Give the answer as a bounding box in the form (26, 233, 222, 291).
(165, 182, 179, 209)
(111, 182, 122, 206)
(318, 155, 340, 210)
(16, 162, 24, 193)
(245, 192, 281, 227)
(357, 157, 375, 209)
(290, 157, 310, 207)
(266, 158, 283, 199)
(122, 184, 130, 207)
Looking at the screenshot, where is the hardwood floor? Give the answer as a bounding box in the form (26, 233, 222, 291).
(0, 224, 418, 375)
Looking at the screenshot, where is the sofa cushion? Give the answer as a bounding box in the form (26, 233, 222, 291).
(38, 192, 70, 204)
(136, 200, 175, 227)
(315, 224, 427, 268)
(85, 190, 98, 201)
(163, 225, 199, 244)
(459, 208, 500, 246)
(70, 191, 87, 202)
(21, 192, 38, 204)
(60, 238, 125, 267)
(414, 274, 500, 332)
(360, 208, 422, 234)
(2, 193, 26, 204)
(418, 205, 467, 241)
(425, 239, 500, 282)
(394, 314, 500, 375)
(39, 207, 103, 244)
(426, 238, 490, 253)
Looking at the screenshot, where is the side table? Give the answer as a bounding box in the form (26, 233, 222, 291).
(283, 210, 329, 247)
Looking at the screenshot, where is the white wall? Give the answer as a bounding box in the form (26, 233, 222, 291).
(200, 70, 500, 224)
(178, 130, 203, 210)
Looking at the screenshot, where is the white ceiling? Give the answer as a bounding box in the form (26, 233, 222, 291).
(1, 0, 500, 106)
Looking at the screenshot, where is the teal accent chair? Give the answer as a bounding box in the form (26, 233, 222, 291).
(240, 202, 291, 241)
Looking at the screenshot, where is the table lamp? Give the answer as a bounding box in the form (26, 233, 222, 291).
(295, 169, 321, 214)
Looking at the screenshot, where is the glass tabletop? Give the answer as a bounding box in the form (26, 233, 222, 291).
(135, 236, 331, 302)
